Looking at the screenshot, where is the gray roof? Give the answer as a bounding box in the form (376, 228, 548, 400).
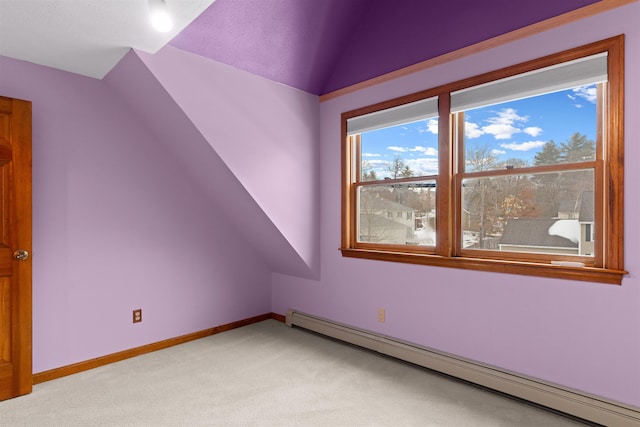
(500, 219, 578, 248)
(359, 214, 408, 229)
(364, 198, 415, 212)
(557, 199, 577, 216)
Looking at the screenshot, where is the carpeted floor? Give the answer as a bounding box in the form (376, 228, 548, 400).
(0, 320, 592, 426)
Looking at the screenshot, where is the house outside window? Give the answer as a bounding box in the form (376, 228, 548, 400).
(341, 36, 625, 284)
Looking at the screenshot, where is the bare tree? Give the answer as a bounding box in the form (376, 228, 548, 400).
(465, 146, 499, 248)
(387, 155, 413, 179)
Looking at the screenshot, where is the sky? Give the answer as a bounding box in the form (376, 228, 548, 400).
(360, 84, 598, 179)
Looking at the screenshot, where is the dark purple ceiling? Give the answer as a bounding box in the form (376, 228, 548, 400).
(170, 0, 601, 96)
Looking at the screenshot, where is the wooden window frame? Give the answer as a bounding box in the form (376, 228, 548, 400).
(341, 35, 626, 284)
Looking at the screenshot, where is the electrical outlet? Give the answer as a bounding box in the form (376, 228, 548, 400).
(133, 309, 142, 323)
(377, 308, 385, 323)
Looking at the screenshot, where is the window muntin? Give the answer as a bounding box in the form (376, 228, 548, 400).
(341, 37, 625, 284)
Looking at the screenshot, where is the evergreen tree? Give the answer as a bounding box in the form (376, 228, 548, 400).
(534, 140, 562, 165)
(557, 133, 595, 216)
(361, 160, 378, 181)
(560, 132, 595, 163)
(363, 170, 378, 181)
(400, 165, 413, 178)
(531, 133, 594, 219)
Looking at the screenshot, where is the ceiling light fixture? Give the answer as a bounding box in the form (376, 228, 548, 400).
(149, 0, 173, 33)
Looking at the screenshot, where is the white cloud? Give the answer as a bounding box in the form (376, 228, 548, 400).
(366, 159, 390, 177)
(465, 122, 484, 139)
(523, 127, 543, 137)
(409, 146, 438, 156)
(499, 140, 546, 151)
(492, 149, 507, 156)
(426, 119, 439, 134)
(567, 94, 582, 108)
(572, 85, 597, 104)
(487, 108, 528, 125)
(405, 158, 439, 176)
(567, 94, 583, 108)
(479, 108, 531, 140)
(482, 123, 521, 140)
(362, 153, 381, 157)
(387, 146, 407, 152)
(367, 160, 389, 167)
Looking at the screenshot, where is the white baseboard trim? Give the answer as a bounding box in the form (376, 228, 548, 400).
(286, 309, 640, 426)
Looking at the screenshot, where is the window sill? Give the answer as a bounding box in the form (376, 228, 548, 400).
(340, 248, 626, 285)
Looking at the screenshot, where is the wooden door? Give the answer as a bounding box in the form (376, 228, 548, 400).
(0, 96, 32, 400)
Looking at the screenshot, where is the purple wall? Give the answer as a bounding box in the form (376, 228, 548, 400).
(272, 2, 640, 407)
(0, 56, 272, 373)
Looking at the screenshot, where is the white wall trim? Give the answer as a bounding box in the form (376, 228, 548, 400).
(286, 309, 640, 426)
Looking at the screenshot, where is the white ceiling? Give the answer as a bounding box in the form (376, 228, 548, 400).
(0, 0, 215, 79)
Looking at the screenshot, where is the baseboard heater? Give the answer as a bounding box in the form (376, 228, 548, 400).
(285, 309, 640, 427)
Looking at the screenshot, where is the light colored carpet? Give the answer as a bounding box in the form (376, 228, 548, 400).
(0, 320, 591, 426)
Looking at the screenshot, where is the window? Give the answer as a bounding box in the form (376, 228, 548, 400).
(341, 36, 625, 284)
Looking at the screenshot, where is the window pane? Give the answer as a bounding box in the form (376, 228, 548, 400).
(462, 86, 597, 173)
(358, 181, 436, 245)
(360, 119, 438, 181)
(461, 170, 594, 256)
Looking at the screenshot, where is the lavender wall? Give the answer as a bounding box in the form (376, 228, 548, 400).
(272, 2, 640, 407)
(0, 56, 272, 373)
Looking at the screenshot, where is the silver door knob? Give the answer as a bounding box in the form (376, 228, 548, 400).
(13, 250, 29, 261)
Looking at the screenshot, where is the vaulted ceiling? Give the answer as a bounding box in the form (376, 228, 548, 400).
(0, 0, 601, 96)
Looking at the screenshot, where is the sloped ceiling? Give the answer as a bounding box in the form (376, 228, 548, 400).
(171, 0, 603, 95)
(0, 0, 601, 94)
